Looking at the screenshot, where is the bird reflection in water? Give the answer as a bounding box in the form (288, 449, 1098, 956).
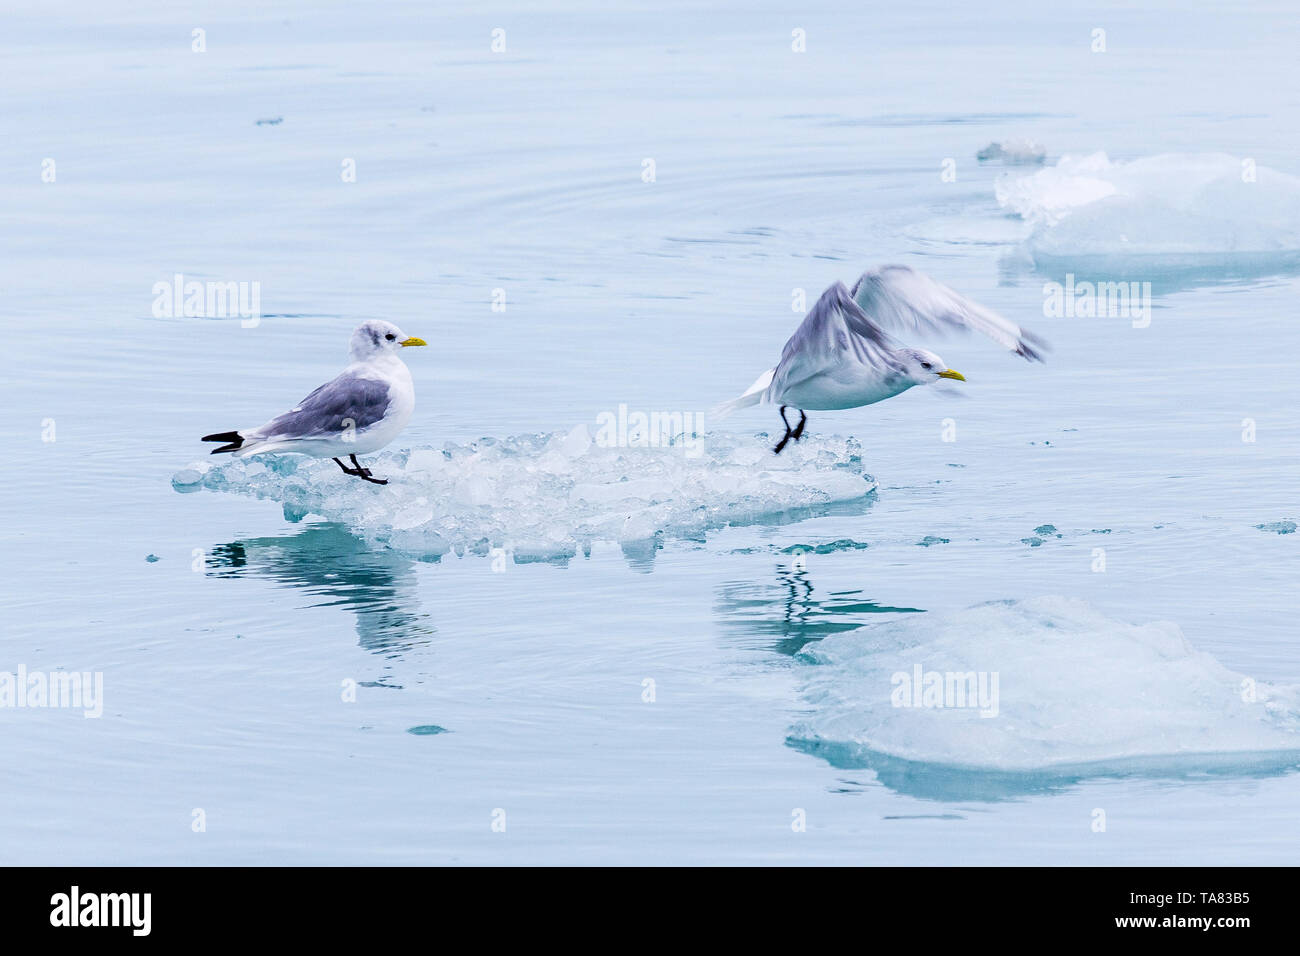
(715, 558, 923, 657)
(206, 522, 435, 657)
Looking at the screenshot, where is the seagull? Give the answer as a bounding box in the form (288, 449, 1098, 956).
(201, 320, 427, 484)
(714, 264, 1048, 452)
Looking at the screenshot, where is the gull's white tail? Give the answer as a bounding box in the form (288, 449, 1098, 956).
(711, 368, 774, 420)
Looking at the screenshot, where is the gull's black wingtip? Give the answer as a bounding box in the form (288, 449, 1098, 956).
(1017, 329, 1051, 363)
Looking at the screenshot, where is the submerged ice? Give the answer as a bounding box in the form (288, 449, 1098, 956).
(174, 427, 877, 558)
(791, 597, 1300, 774)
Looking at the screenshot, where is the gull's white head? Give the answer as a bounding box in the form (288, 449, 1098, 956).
(899, 347, 965, 386)
(349, 319, 427, 362)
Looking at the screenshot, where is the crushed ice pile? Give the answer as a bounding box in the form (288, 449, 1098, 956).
(995, 152, 1300, 265)
(173, 427, 877, 559)
(791, 597, 1300, 773)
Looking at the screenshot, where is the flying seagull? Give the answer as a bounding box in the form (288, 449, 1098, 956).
(714, 265, 1048, 452)
(202, 320, 427, 484)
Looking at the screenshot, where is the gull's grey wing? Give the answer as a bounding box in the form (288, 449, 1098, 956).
(850, 264, 1048, 361)
(256, 371, 392, 440)
(770, 281, 907, 397)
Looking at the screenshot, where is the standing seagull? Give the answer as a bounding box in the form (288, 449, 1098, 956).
(201, 320, 427, 484)
(714, 265, 1048, 452)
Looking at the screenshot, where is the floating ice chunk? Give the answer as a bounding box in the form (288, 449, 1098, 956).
(995, 151, 1118, 227)
(1256, 521, 1297, 534)
(780, 539, 869, 556)
(791, 597, 1300, 775)
(976, 138, 1046, 165)
(170, 468, 205, 492)
(175, 431, 877, 558)
(996, 152, 1300, 265)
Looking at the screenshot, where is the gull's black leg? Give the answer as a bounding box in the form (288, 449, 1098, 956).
(791, 410, 807, 441)
(344, 453, 387, 485)
(774, 406, 794, 454)
(333, 456, 384, 483)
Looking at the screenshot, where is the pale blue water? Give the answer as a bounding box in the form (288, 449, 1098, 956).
(3, 0, 1299, 864)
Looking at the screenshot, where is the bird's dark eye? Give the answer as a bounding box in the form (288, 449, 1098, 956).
(385, 333, 396, 341)
(921, 362, 932, 369)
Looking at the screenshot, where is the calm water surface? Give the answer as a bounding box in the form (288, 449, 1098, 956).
(2, 1, 1298, 863)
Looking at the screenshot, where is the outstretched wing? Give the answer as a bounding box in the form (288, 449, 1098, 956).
(769, 281, 906, 398)
(255, 371, 392, 441)
(850, 264, 1048, 361)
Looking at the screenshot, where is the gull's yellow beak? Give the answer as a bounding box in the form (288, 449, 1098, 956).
(399, 336, 427, 347)
(937, 369, 966, 382)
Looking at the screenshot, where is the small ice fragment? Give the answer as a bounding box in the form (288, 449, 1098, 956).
(917, 536, 950, 547)
(781, 539, 869, 555)
(976, 139, 1046, 165)
(1256, 521, 1297, 534)
(404, 448, 442, 473)
(560, 423, 592, 458)
(145, 554, 160, 563)
(406, 725, 450, 735)
(171, 468, 204, 492)
(283, 503, 309, 523)
(391, 502, 435, 531)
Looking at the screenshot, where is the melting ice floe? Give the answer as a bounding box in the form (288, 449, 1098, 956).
(174, 427, 876, 559)
(790, 597, 1300, 778)
(995, 152, 1300, 269)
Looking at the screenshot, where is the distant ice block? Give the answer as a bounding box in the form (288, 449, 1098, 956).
(175, 428, 877, 558)
(976, 138, 1046, 165)
(791, 597, 1300, 774)
(995, 152, 1300, 267)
